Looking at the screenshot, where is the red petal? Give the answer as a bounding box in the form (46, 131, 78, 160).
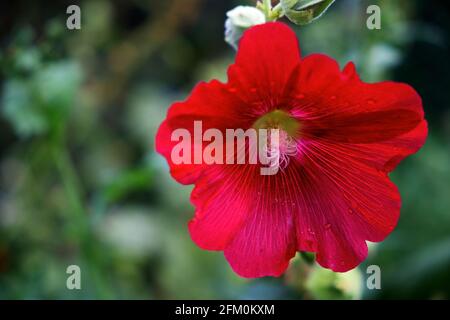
(289, 53, 427, 172)
(224, 203, 297, 278)
(155, 120, 204, 184)
(223, 169, 298, 278)
(332, 120, 428, 173)
(291, 54, 423, 139)
(227, 22, 301, 109)
(189, 162, 298, 278)
(188, 165, 256, 251)
(342, 61, 359, 81)
(155, 80, 252, 184)
(291, 140, 401, 271)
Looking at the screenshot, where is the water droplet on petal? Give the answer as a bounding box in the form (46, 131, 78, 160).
(324, 223, 331, 230)
(348, 208, 353, 214)
(228, 87, 237, 93)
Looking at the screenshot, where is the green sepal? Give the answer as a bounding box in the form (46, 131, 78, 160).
(281, 0, 335, 25)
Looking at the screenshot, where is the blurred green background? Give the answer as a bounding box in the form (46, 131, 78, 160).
(0, 0, 449, 299)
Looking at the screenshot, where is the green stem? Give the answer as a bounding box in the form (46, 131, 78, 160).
(260, 1, 285, 21)
(51, 126, 113, 299)
(53, 144, 87, 235)
(263, 0, 272, 18)
(51, 124, 87, 240)
(270, 3, 285, 20)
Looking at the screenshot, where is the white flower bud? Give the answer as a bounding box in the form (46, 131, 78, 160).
(225, 6, 266, 50)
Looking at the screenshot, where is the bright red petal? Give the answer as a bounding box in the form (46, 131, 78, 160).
(223, 200, 297, 278)
(222, 168, 298, 278)
(227, 22, 301, 109)
(190, 162, 299, 278)
(155, 120, 204, 184)
(155, 80, 252, 184)
(293, 139, 402, 271)
(284, 53, 427, 270)
(188, 165, 255, 251)
(289, 54, 427, 172)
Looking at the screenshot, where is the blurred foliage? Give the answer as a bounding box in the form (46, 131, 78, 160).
(0, 0, 449, 299)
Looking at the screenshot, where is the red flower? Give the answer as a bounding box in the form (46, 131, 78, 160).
(155, 22, 427, 277)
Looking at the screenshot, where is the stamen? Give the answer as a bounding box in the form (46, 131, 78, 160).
(253, 109, 300, 171)
(265, 129, 298, 170)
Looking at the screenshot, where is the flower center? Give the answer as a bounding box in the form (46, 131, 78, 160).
(253, 110, 300, 169)
(253, 109, 300, 135)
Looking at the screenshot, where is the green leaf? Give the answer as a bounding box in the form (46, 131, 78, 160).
(33, 61, 82, 112)
(306, 265, 363, 300)
(102, 167, 154, 204)
(281, 0, 336, 25)
(1, 61, 83, 137)
(2, 79, 48, 137)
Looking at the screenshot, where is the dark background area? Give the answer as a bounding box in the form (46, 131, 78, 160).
(0, 0, 449, 299)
